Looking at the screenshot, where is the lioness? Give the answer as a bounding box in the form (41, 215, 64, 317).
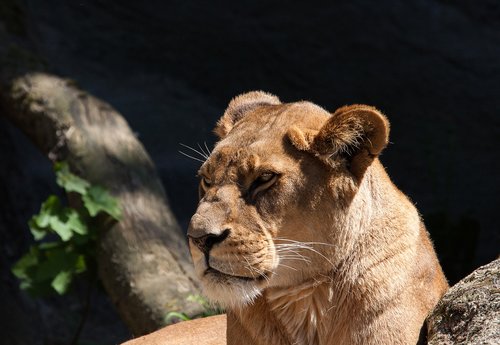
(188, 92, 448, 345)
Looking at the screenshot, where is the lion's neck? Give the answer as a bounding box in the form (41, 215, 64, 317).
(235, 272, 353, 345)
(265, 274, 333, 345)
(256, 161, 421, 344)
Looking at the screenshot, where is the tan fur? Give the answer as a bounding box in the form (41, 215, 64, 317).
(122, 315, 227, 345)
(185, 92, 449, 345)
(124, 93, 448, 345)
(129, 92, 448, 345)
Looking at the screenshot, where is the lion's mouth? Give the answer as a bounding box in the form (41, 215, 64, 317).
(204, 267, 268, 282)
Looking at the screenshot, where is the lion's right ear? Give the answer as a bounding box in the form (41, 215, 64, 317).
(214, 91, 281, 139)
(288, 104, 389, 179)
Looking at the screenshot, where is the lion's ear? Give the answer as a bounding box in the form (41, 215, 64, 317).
(214, 91, 280, 138)
(290, 104, 389, 178)
(287, 126, 319, 151)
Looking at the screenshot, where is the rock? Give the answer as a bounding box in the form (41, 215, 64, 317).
(427, 258, 500, 344)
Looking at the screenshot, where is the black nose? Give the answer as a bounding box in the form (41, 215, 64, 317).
(189, 229, 230, 254)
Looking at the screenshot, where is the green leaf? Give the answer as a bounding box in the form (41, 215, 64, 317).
(34, 248, 68, 282)
(12, 247, 39, 280)
(51, 270, 73, 295)
(66, 209, 88, 235)
(74, 255, 87, 274)
(29, 195, 63, 240)
(164, 311, 191, 323)
(32, 195, 84, 241)
(187, 294, 210, 308)
(32, 210, 51, 228)
(11, 160, 121, 298)
(28, 218, 47, 240)
(19, 280, 33, 291)
(33, 201, 89, 241)
(55, 162, 90, 195)
(17, 246, 82, 296)
(49, 214, 73, 241)
(38, 195, 61, 220)
(41, 195, 61, 216)
(38, 241, 62, 250)
(82, 185, 121, 220)
(42, 195, 61, 210)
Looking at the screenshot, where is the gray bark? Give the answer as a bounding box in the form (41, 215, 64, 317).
(427, 258, 500, 344)
(0, 72, 203, 335)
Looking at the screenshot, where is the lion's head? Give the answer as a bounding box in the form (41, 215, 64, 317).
(188, 91, 389, 308)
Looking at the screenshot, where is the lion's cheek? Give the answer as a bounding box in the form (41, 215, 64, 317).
(209, 242, 274, 279)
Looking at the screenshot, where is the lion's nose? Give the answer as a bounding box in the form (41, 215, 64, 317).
(189, 229, 230, 254)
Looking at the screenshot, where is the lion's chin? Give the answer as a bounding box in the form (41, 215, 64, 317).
(200, 268, 266, 308)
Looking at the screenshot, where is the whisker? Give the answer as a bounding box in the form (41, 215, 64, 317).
(278, 256, 312, 264)
(240, 254, 271, 283)
(197, 142, 209, 158)
(179, 143, 209, 160)
(275, 245, 315, 253)
(300, 246, 334, 267)
(241, 255, 256, 276)
(277, 263, 298, 271)
(276, 250, 312, 263)
(274, 238, 335, 247)
(179, 150, 206, 163)
(204, 141, 212, 155)
(278, 252, 312, 259)
(251, 264, 271, 283)
(273, 238, 335, 267)
(277, 250, 312, 257)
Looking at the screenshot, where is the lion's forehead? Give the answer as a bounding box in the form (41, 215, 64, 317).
(200, 101, 331, 183)
(202, 145, 294, 184)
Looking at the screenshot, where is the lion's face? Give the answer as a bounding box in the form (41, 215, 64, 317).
(188, 92, 388, 308)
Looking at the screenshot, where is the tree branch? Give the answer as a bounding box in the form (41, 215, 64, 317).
(0, 72, 203, 335)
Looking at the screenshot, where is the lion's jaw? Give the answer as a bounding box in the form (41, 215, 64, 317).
(188, 201, 279, 308)
(189, 215, 341, 309)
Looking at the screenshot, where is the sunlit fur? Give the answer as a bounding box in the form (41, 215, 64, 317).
(188, 92, 448, 345)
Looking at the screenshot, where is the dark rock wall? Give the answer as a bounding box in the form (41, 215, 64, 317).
(0, 118, 48, 345)
(1, 3, 498, 339)
(20, 0, 498, 283)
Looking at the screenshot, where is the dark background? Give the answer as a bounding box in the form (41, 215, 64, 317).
(1, 1, 499, 344)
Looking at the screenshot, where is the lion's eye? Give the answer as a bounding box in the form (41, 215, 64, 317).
(258, 173, 274, 183)
(201, 176, 212, 189)
(250, 172, 278, 198)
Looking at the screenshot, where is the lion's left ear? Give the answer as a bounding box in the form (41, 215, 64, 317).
(289, 104, 389, 178)
(214, 91, 281, 138)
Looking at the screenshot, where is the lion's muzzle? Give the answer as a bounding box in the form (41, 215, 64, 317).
(188, 228, 230, 255)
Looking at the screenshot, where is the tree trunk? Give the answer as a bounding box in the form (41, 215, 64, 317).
(0, 72, 203, 335)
